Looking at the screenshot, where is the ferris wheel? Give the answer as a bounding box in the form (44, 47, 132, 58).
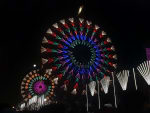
(41, 17, 117, 94)
(21, 69, 55, 102)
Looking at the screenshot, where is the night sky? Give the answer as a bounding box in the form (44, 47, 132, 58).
(1, 0, 150, 110)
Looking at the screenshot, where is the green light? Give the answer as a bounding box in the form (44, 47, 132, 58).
(56, 36, 61, 40)
(96, 76, 98, 81)
(86, 29, 89, 34)
(43, 77, 45, 80)
(76, 78, 79, 82)
(100, 72, 104, 75)
(92, 32, 96, 36)
(103, 67, 107, 71)
(54, 42, 59, 45)
(75, 41, 78, 45)
(103, 48, 107, 52)
(61, 72, 65, 76)
(61, 31, 65, 35)
(66, 28, 71, 33)
(31, 79, 34, 83)
(104, 60, 109, 64)
(31, 93, 34, 95)
(54, 58, 59, 62)
(78, 40, 81, 44)
(105, 54, 108, 58)
(32, 79, 35, 82)
(56, 64, 61, 68)
(81, 40, 84, 45)
(36, 77, 39, 80)
(73, 27, 77, 31)
(90, 77, 93, 81)
(48, 86, 52, 89)
(52, 49, 58, 52)
(80, 27, 84, 31)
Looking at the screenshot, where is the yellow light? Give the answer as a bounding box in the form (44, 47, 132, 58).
(78, 5, 84, 15)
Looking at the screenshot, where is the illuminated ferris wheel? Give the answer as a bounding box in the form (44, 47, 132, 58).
(21, 69, 55, 102)
(41, 17, 117, 94)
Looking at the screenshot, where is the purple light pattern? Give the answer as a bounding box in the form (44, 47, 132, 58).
(34, 81, 47, 94)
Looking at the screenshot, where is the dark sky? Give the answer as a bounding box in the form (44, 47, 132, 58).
(1, 0, 150, 108)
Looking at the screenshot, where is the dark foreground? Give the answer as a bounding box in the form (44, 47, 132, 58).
(1, 103, 150, 113)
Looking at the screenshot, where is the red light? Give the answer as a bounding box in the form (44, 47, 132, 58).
(108, 54, 113, 58)
(58, 44, 63, 48)
(93, 29, 97, 32)
(104, 41, 108, 44)
(57, 74, 63, 79)
(52, 66, 57, 71)
(48, 40, 54, 45)
(57, 28, 62, 32)
(64, 24, 69, 28)
(99, 34, 103, 38)
(71, 23, 75, 26)
(51, 33, 56, 37)
(64, 80, 69, 85)
(79, 23, 82, 27)
(107, 48, 111, 51)
(48, 58, 54, 63)
(74, 83, 78, 89)
(108, 62, 113, 66)
(86, 25, 91, 29)
(104, 75, 106, 78)
(46, 48, 52, 52)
